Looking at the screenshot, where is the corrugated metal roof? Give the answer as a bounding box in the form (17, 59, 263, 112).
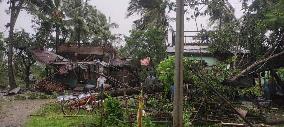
(167, 45, 210, 54)
(167, 45, 250, 54)
(110, 58, 129, 67)
(31, 49, 68, 64)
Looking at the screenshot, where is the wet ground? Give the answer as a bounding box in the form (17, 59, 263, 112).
(0, 95, 53, 127)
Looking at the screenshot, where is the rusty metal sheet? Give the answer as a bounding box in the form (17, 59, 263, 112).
(57, 44, 116, 55)
(31, 49, 68, 64)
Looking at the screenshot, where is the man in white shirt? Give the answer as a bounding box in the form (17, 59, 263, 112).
(97, 75, 106, 91)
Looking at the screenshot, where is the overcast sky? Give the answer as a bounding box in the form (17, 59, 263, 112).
(0, 0, 244, 38)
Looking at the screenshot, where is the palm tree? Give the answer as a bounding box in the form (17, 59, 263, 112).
(127, 0, 171, 31)
(29, 0, 113, 46)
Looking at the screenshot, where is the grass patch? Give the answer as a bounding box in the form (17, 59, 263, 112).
(25, 97, 171, 127)
(25, 103, 100, 127)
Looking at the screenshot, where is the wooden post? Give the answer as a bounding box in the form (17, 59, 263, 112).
(173, 0, 184, 126)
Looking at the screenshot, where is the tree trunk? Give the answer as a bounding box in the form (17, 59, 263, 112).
(7, 0, 24, 89)
(228, 50, 284, 84)
(77, 26, 81, 46)
(8, 32, 16, 89)
(55, 24, 59, 53)
(24, 65, 31, 88)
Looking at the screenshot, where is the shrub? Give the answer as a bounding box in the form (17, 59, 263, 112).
(156, 56, 204, 92)
(103, 96, 125, 126)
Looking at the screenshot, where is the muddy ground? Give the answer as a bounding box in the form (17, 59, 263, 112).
(0, 96, 53, 127)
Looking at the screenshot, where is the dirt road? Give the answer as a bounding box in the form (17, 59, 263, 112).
(0, 99, 52, 127)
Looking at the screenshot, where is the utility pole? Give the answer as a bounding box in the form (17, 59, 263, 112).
(173, 0, 184, 126)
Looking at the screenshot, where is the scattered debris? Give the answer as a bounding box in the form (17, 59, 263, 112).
(35, 79, 65, 93)
(8, 87, 21, 95)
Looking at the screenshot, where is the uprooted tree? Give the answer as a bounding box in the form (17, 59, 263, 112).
(225, 0, 284, 84)
(188, 0, 284, 84)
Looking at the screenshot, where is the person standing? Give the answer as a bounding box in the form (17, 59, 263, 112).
(97, 75, 106, 89)
(97, 75, 107, 98)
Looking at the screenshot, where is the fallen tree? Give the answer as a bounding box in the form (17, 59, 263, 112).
(226, 50, 284, 85)
(108, 85, 164, 97)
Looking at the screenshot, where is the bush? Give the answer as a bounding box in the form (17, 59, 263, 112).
(142, 116, 156, 127)
(104, 96, 125, 126)
(157, 56, 240, 99)
(157, 56, 248, 123)
(156, 56, 204, 92)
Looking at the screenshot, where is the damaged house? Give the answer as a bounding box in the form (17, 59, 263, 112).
(32, 44, 138, 92)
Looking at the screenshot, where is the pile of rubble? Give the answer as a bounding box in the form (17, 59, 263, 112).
(35, 79, 65, 93)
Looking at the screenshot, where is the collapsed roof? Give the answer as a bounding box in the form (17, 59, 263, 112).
(31, 49, 69, 64)
(31, 47, 130, 74)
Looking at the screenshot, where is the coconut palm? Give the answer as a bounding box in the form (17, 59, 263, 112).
(127, 0, 172, 31)
(28, 0, 114, 46)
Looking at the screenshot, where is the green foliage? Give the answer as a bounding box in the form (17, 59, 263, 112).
(62, 0, 114, 44)
(207, 23, 239, 53)
(31, 64, 46, 80)
(237, 0, 277, 59)
(0, 62, 8, 89)
(156, 56, 204, 92)
(142, 116, 156, 127)
(206, 0, 236, 26)
(157, 56, 246, 100)
(13, 30, 36, 87)
(157, 56, 265, 122)
(187, 0, 236, 28)
(192, 64, 239, 98)
(121, 28, 166, 66)
(25, 103, 100, 127)
(0, 33, 7, 89)
(156, 56, 174, 92)
(104, 96, 124, 126)
(27, 0, 114, 47)
(127, 0, 171, 31)
(277, 67, 284, 80)
(0, 32, 5, 60)
(240, 85, 262, 97)
(183, 110, 192, 126)
(196, 0, 284, 62)
(264, 0, 284, 29)
(147, 97, 160, 109)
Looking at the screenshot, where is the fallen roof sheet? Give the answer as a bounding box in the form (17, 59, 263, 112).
(31, 49, 69, 64)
